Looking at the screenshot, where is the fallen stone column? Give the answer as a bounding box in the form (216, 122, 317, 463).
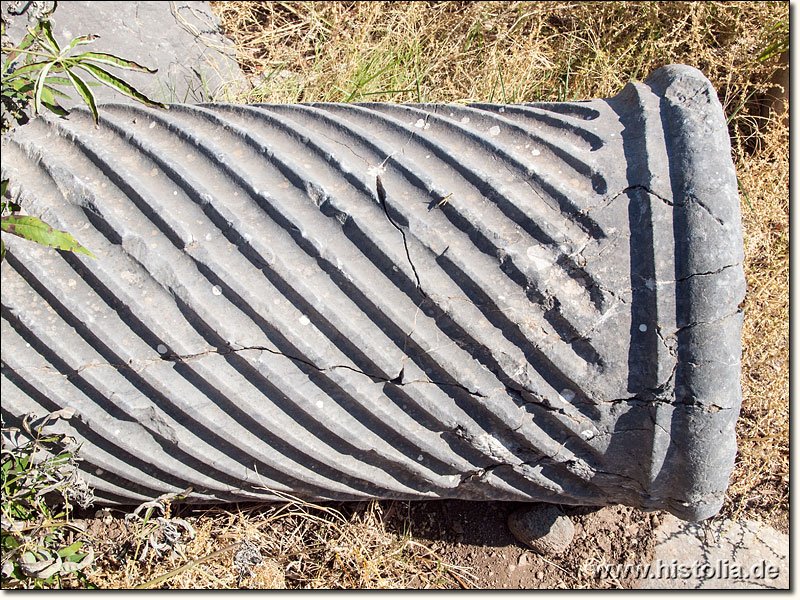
(0, 65, 745, 521)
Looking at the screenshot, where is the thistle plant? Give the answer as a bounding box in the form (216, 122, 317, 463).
(1, 410, 96, 588)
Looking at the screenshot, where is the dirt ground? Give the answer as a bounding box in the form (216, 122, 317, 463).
(75, 497, 674, 589)
(393, 500, 661, 589)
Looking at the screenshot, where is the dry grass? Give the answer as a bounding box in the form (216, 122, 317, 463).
(76, 0, 792, 589)
(86, 495, 472, 589)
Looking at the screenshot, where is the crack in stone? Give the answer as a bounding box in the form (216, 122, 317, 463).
(375, 174, 425, 294)
(316, 130, 371, 165)
(670, 308, 743, 336)
(675, 263, 741, 282)
(30, 342, 489, 400)
(581, 183, 728, 231)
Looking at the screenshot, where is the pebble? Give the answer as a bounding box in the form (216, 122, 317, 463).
(507, 504, 575, 556)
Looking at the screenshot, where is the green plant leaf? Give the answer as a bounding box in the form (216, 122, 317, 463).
(43, 83, 72, 99)
(66, 34, 99, 52)
(39, 85, 69, 117)
(33, 61, 56, 115)
(7, 59, 53, 79)
(39, 21, 61, 54)
(44, 76, 74, 88)
(1, 215, 96, 258)
(57, 541, 83, 558)
(74, 62, 166, 108)
(65, 68, 98, 123)
(74, 51, 158, 73)
(2, 22, 43, 71)
(1, 179, 7, 197)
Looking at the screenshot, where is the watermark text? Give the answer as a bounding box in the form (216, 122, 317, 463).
(595, 559, 781, 581)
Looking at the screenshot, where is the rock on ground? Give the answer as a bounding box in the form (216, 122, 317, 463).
(507, 504, 575, 557)
(633, 515, 788, 589)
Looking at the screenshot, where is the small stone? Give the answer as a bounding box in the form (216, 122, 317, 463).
(518, 553, 530, 567)
(536, 571, 544, 580)
(508, 504, 575, 556)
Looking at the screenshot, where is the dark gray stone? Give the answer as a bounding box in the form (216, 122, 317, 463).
(0, 65, 745, 520)
(508, 505, 575, 556)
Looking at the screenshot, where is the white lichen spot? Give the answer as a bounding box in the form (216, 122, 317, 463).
(560, 388, 576, 402)
(639, 324, 648, 332)
(424, 122, 431, 130)
(526, 245, 552, 271)
(299, 315, 311, 326)
(531, 148, 541, 156)
(211, 285, 222, 296)
(95, 468, 104, 476)
(581, 429, 595, 440)
(173, 190, 178, 196)
(489, 125, 501, 136)
(157, 344, 168, 354)
(417, 455, 424, 462)
(499, 107, 505, 113)
(316, 400, 324, 409)
(415, 118, 425, 128)
(67, 279, 77, 288)
(460, 116, 470, 124)
(367, 164, 386, 177)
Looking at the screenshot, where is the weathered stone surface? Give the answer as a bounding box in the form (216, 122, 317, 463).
(0, 65, 745, 520)
(633, 515, 788, 589)
(508, 505, 575, 556)
(0, 1, 246, 106)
